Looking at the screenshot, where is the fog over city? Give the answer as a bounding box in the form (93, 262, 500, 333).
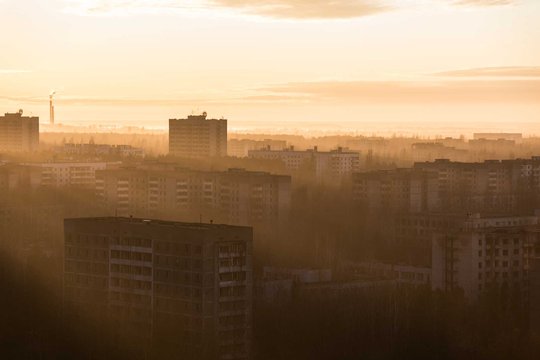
(1, 0, 540, 359)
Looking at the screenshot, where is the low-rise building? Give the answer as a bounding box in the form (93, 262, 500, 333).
(228, 139, 287, 158)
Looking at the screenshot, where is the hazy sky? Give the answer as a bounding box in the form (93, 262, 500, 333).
(1, 0, 539, 135)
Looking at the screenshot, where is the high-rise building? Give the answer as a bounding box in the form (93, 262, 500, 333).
(95, 167, 291, 229)
(0, 110, 39, 152)
(353, 157, 540, 214)
(169, 113, 227, 158)
(64, 217, 253, 359)
(352, 169, 439, 213)
(431, 213, 540, 301)
(530, 256, 540, 334)
(0, 162, 120, 189)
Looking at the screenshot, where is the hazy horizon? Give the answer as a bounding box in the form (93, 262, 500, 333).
(2, 0, 539, 136)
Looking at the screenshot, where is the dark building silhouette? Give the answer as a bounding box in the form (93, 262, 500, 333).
(169, 113, 227, 158)
(0, 110, 39, 152)
(64, 217, 253, 360)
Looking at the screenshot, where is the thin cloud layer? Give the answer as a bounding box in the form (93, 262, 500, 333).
(63, 0, 519, 18)
(435, 66, 540, 78)
(64, 0, 390, 18)
(452, 0, 515, 6)
(210, 0, 389, 19)
(256, 79, 540, 104)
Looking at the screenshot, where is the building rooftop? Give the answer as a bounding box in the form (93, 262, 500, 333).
(65, 216, 252, 231)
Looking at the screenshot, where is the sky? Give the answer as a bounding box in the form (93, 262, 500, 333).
(0, 0, 539, 136)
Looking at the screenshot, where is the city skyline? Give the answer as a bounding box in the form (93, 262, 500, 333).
(1, 0, 539, 135)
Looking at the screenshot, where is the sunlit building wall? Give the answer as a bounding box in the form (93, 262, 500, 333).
(169, 113, 227, 158)
(0, 111, 39, 152)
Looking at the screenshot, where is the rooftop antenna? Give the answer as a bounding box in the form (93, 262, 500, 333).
(49, 91, 56, 125)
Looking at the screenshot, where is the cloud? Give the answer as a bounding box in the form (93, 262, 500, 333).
(209, 0, 389, 19)
(63, 0, 390, 19)
(63, 0, 207, 16)
(4, 77, 538, 107)
(254, 79, 540, 104)
(63, 0, 519, 19)
(434, 66, 540, 78)
(452, 0, 516, 6)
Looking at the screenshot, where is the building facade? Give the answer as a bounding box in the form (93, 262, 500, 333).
(0, 111, 39, 152)
(352, 169, 439, 213)
(248, 147, 360, 184)
(228, 139, 287, 158)
(61, 143, 145, 157)
(64, 217, 253, 359)
(353, 157, 540, 214)
(169, 113, 227, 158)
(431, 214, 540, 301)
(95, 167, 291, 229)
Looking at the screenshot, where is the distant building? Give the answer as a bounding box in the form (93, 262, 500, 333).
(352, 169, 439, 213)
(353, 157, 540, 214)
(248, 147, 360, 183)
(0, 111, 39, 152)
(228, 139, 287, 158)
(473, 133, 522, 144)
(256, 268, 332, 305)
(431, 213, 540, 301)
(169, 113, 227, 158)
(413, 157, 540, 212)
(64, 217, 253, 359)
(255, 267, 393, 304)
(61, 143, 145, 157)
(96, 167, 291, 230)
(343, 261, 431, 288)
(22, 162, 118, 188)
(411, 142, 468, 162)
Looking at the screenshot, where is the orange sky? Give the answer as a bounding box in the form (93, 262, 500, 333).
(1, 0, 539, 135)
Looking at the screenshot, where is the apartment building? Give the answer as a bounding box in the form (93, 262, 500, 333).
(343, 261, 431, 288)
(61, 143, 145, 157)
(352, 169, 439, 213)
(228, 139, 287, 158)
(473, 133, 523, 144)
(353, 157, 540, 214)
(95, 167, 291, 229)
(169, 113, 227, 158)
(248, 147, 360, 183)
(0, 110, 39, 152)
(431, 214, 540, 301)
(63, 217, 253, 360)
(22, 162, 119, 188)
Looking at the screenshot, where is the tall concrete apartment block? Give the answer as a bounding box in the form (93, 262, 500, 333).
(431, 214, 540, 301)
(64, 217, 253, 360)
(353, 157, 540, 213)
(0, 111, 39, 152)
(95, 167, 291, 229)
(169, 113, 227, 158)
